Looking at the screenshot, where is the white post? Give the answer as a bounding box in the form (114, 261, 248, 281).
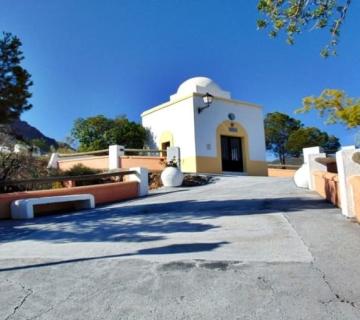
(47, 153, 59, 169)
(302, 147, 325, 190)
(167, 146, 181, 169)
(108, 145, 125, 170)
(128, 167, 149, 196)
(307, 153, 327, 191)
(336, 146, 359, 218)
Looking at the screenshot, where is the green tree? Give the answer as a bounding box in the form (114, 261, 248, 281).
(265, 112, 302, 165)
(108, 117, 149, 149)
(265, 112, 340, 164)
(323, 134, 342, 152)
(0, 32, 33, 124)
(257, 0, 352, 57)
(256, 2, 358, 132)
(286, 127, 340, 157)
(71, 115, 147, 151)
(296, 89, 360, 128)
(71, 115, 113, 151)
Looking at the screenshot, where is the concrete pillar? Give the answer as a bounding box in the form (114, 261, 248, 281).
(129, 167, 149, 197)
(302, 147, 325, 190)
(336, 146, 359, 218)
(47, 153, 59, 169)
(108, 145, 125, 170)
(167, 146, 181, 169)
(307, 153, 327, 191)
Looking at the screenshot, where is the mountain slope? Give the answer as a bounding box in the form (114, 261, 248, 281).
(0, 120, 58, 151)
(9, 120, 58, 147)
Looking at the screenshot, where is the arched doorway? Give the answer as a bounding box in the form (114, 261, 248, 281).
(216, 120, 249, 173)
(159, 131, 174, 156)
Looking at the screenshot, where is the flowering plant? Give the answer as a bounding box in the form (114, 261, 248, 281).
(160, 156, 178, 168)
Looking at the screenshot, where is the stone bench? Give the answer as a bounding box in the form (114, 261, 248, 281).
(11, 194, 95, 219)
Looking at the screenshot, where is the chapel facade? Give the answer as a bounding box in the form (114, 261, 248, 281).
(141, 77, 267, 175)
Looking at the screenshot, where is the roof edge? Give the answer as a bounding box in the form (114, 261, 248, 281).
(141, 93, 262, 118)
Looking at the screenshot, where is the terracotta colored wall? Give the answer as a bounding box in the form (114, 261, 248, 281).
(57, 155, 164, 172)
(0, 181, 138, 219)
(58, 156, 109, 171)
(120, 156, 164, 172)
(268, 168, 297, 177)
(348, 176, 360, 223)
(313, 171, 341, 207)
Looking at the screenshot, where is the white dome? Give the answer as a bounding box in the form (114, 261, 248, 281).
(170, 76, 231, 101)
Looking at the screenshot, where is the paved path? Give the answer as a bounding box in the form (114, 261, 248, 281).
(0, 176, 360, 319)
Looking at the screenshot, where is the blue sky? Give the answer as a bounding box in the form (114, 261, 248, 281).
(1, 0, 359, 146)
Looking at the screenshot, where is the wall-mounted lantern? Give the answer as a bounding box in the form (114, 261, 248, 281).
(198, 92, 214, 114)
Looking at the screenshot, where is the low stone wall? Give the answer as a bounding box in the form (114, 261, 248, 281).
(267, 168, 297, 177)
(58, 156, 109, 171)
(348, 176, 360, 223)
(56, 155, 164, 172)
(298, 146, 360, 222)
(120, 156, 164, 172)
(313, 171, 341, 207)
(0, 181, 138, 219)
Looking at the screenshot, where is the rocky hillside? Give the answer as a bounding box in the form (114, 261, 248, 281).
(0, 120, 58, 150)
(10, 120, 58, 147)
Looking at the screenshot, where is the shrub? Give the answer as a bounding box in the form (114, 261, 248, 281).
(60, 164, 105, 187)
(63, 164, 101, 176)
(0, 152, 50, 193)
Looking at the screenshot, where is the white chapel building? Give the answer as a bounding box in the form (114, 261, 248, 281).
(141, 77, 267, 176)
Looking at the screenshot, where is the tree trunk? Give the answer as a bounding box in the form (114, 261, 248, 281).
(279, 153, 286, 169)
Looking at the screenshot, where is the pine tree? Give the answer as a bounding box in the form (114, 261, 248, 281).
(0, 32, 33, 124)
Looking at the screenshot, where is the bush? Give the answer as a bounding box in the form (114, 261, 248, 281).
(63, 164, 101, 176)
(60, 164, 105, 187)
(0, 152, 50, 193)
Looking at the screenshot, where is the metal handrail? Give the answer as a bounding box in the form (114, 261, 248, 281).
(125, 148, 166, 153)
(58, 149, 108, 157)
(58, 148, 166, 158)
(0, 169, 136, 187)
(267, 163, 301, 169)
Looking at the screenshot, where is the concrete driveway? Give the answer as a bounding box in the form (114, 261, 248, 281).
(1, 176, 360, 319)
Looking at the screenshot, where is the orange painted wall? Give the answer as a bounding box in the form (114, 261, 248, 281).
(58, 156, 109, 171)
(348, 176, 360, 223)
(0, 181, 138, 219)
(313, 171, 341, 207)
(57, 155, 164, 172)
(268, 168, 297, 177)
(120, 156, 164, 172)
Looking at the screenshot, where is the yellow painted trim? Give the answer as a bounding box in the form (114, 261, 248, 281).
(247, 160, 268, 176)
(193, 93, 262, 109)
(141, 94, 194, 117)
(141, 92, 262, 118)
(159, 131, 174, 148)
(202, 120, 267, 176)
(195, 156, 267, 176)
(195, 156, 222, 174)
(216, 120, 249, 173)
(176, 121, 268, 176)
(181, 156, 197, 173)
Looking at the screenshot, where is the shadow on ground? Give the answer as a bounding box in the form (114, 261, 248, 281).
(0, 197, 332, 244)
(0, 242, 229, 272)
